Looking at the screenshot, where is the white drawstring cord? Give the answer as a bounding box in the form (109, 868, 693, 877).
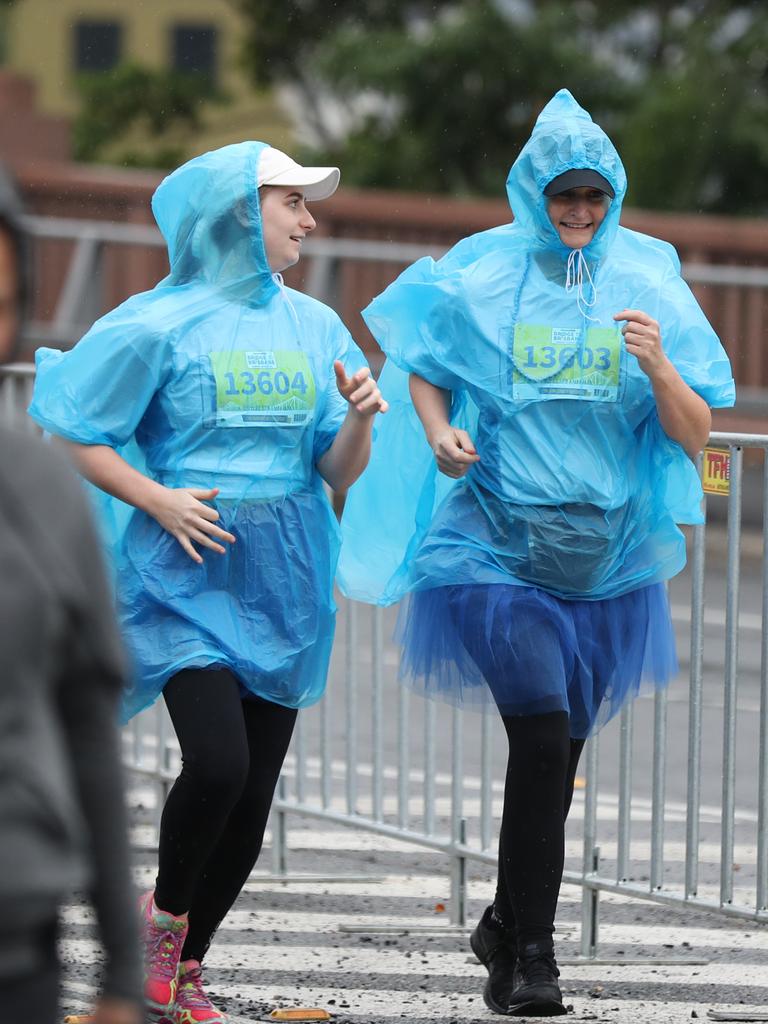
(272, 272, 300, 327)
(565, 248, 600, 322)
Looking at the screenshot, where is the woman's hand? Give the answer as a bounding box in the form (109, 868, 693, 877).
(614, 309, 670, 379)
(315, 362, 388, 491)
(59, 443, 236, 564)
(614, 307, 712, 457)
(146, 486, 236, 564)
(407, 374, 480, 479)
(334, 361, 389, 416)
(430, 426, 480, 478)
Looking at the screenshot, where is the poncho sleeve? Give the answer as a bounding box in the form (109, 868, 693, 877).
(659, 270, 736, 409)
(362, 255, 471, 392)
(337, 358, 477, 606)
(633, 265, 736, 528)
(340, 246, 492, 605)
(29, 298, 172, 447)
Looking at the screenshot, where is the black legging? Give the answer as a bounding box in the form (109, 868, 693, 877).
(154, 668, 297, 962)
(493, 710, 585, 947)
(444, 586, 587, 948)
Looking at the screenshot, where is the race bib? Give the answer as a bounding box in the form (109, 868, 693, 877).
(207, 349, 316, 427)
(511, 324, 622, 401)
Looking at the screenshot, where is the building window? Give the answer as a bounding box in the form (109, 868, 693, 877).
(172, 25, 217, 80)
(74, 21, 122, 73)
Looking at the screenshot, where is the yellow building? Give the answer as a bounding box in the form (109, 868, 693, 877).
(5, 0, 295, 160)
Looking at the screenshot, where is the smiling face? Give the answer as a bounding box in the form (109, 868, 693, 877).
(546, 186, 611, 249)
(259, 185, 317, 273)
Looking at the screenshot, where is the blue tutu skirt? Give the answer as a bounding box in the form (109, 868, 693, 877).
(396, 582, 678, 738)
(117, 486, 340, 721)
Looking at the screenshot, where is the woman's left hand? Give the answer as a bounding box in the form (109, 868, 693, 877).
(334, 361, 389, 416)
(613, 309, 670, 380)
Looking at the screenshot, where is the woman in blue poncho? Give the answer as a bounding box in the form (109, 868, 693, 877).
(29, 143, 386, 1023)
(339, 90, 734, 1016)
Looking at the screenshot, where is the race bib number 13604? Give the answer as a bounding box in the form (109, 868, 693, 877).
(208, 349, 317, 427)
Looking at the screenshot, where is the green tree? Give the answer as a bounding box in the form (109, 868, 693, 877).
(0, 0, 19, 65)
(615, 2, 768, 213)
(232, 0, 768, 213)
(313, 1, 631, 195)
(73, 63, 225, 168)
(232, 0, 457, 150)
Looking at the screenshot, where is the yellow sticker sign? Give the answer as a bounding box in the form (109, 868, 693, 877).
(702, 447, 730, 495)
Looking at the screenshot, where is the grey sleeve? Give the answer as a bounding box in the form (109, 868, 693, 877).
(54, 480, 143, 1005)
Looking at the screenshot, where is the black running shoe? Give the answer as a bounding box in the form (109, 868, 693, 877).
(469, 905, 518, 1015)
(507, 941, 566, 1017)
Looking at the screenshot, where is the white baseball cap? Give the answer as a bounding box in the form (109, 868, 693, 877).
(257, 146, 340, 201)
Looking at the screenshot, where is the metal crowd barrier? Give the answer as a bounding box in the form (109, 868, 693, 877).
(5, 355, 766, 954)
(19, 213, 768, 366)
(2, 210, 768, 955)
(270, 432, 768, 957)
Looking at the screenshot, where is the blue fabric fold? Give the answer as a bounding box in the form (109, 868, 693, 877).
(339, 89, 735, 608)
(30, 141, 365, 720)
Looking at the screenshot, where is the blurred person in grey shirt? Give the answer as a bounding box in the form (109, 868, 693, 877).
(0, 167, 143, 1024)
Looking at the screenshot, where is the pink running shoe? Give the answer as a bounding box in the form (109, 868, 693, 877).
(139, 890, 189, 1016)
(170, 959, 227, 1023)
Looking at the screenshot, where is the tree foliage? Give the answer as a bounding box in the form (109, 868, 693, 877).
(73, 64, 224, 168)
(232, 0, 768, 214)
(0, 0, 18, 64)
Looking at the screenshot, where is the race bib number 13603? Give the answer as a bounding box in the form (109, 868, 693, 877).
(511, 324, 622, 402)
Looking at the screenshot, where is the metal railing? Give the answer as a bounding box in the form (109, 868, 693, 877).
(20, 214, 768, 376)
(276, 435, 768, 952)
(575, 434, 766, 951)
(4, 211, 768, 956)
(5, 355, 766, 952)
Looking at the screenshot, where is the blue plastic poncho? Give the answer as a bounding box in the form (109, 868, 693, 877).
(29, 141, 365, 720)
(338, 90, 735, 607)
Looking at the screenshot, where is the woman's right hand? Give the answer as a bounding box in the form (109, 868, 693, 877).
(147, 486, 236, 564)
(430, 427, 481, 478)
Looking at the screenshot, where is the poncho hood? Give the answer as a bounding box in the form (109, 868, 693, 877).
(338, 89, 734, 608)
(151, 141, 279, 305)
(506, 89, 627, 261)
